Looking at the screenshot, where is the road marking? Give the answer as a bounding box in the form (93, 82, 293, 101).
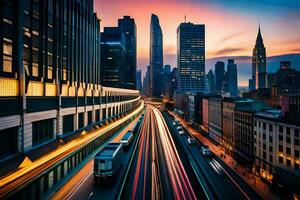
(67, 169, 93, 200)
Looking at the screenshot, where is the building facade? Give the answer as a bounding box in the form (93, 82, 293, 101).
(118, 16, 137, 89)
(150, 14, 163, 97)
(254, 111, 300, 195)
(0, 0, 141, 161)
(222, 98, 239, 155)
(100, 27, 126, 88)
(215, 61, 225, 92)
(206, 69, 215, 93)
(208, 97, 223, 144)
(227, 59, 238, 97)
(177, 22, 205, 92)
(136, 69, 142, 93)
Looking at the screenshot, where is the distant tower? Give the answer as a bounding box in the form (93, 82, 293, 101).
(215, 61, 225, 92)
(177, 22, 205, 92)
(150, 14, 163, 97)
(227, 59, 238, 97)
(252, 25, 267, 89)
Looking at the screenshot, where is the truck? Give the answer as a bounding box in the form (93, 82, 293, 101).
(94, 143, 123, 184)
(120, 131, 134, 149)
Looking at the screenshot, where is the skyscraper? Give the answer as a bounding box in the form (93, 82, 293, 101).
(150, 14, 163, 97)
(101, 27, 126, 88)
(136, 69, 142, 92)
(252, 25, 267, 89)
(118, 16, 137, 89)
(227, 59, 238, 97)
(207, 69, 215, 93)
(177, 22, 205, 92)
(215, 61, 225, 92)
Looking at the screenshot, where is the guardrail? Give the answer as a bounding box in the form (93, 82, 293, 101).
(0, 101, 144, 199)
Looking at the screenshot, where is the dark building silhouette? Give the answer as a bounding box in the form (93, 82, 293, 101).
(206, 69, 215, 93)
(177, 22, 205, 92)
(150, 14, 163, 97)
(227, 59, 238, 97)
(215, 61, 225, 92)
(143, 65, 151, 96)
(250, 25, 267, 90)
(118, 16, 137, 89)
(136, 69, 142, 92)
(100, 27, 126, 88)
(163, 64, 171, 74)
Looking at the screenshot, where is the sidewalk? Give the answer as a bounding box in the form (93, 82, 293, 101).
(168, 111, 281, 200)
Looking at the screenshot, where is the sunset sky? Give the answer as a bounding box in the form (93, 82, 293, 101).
(94, 0, 300, 82)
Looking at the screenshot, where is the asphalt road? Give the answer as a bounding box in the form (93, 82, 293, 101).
(121, 105, 201, 199)
(163, 112, 264, 200)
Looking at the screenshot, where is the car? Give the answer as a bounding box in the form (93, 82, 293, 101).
(178, 130, 185, 135)
(176, 125, 182, 130)
(187, 137, 196, 144)
(201, 145, 212, 157)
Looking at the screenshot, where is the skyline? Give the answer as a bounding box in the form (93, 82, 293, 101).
(95, 0, 300, 79)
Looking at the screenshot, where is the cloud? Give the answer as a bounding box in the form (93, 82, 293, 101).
(214, 48, 246, 56)
(216, 32, 244, 44)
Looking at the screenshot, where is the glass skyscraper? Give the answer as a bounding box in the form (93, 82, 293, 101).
(177, 22, 205, 92)
(150, 14, 163, 97)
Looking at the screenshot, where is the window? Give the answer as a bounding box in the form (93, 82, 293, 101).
(295, 130, 299, 138)
(0, 127, 18, 159)
(295, 163, 299, 170)
(269, 146, 273, 152)
(286, 159, 291, 166)
(269, 124, 273, 132)
(286, 137, 291, 144)
(287, 128, 290, 136)
(63, 114, 74, 134)
(78, 113, 84, 129)
(279, 135, 283, 141)
(263, 123, 266, 130)
(88, 111, 92, 125)
(295, 150, 299, 158)
(279, 126, 283, 133)
(279, 145, 283, 152)
(279, 156, 283, 163)
(32, 62, 39, 77)
(286, 147, 291, 155)
(32, 119, 54, 146)
(295, 139, 299, 146)
(269, 156, 273, 163)
(3, 38, 13, 73)
(269, 136, 273, 143)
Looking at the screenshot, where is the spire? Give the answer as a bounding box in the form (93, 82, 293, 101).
(256, 23, 263, 45)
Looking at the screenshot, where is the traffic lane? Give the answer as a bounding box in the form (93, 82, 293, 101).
(66, 116, 144, 200)
(152, 112, 173, 199)
(171, 130, 234, 199)
(179, 130, 248, 199)
(122, 107, 152, 200)
(153, 109, 197, 200)
(170, 112, 262, 200)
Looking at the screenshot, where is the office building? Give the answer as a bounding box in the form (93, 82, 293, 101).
(227, 59, 238, 97)
(118, 16, 137, 89)
(254, 111, 300, 194)
(215, 61, 225, 92)
(177, 22, 205, 92)
(100, 27, 126, 88)
(0, 0, 140, 161)
(206, 69, 215, 93)
(234, 99, 270, 168)
(251, 25, 267, 90)
(222, 97, 242, 156)
(209, 97, 223, 144)
(150, 14, 163, 97)
(136, 69, 142, 92)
